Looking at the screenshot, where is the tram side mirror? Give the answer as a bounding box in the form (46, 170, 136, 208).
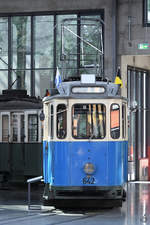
(40, 110, 45, 121)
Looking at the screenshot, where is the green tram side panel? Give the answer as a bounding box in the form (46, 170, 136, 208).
(0, 143, 43, 177)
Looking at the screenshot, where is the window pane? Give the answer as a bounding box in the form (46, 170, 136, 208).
(21, 115, 25, 142)
(12, 16, 31, 91)
(35, 69, 53, 97)
(51, 105, 54, 139)
(80, 15, 103, 73)
(147, 0, 150, 22)
(28, 115, 38, 142)
(0, 18, 8, 69)
(110, 104, 120, 139)
(11, 70, 31, 95)
(122, 104, 126, 138)
(0, 71, 8, 94)
(57, 104, 67, 139)
(72, 104, 106, 139)
(12, 114, 18, 142)
(56, 15, 77, 78)
(34, 16, 54, 68)
(2, 115, 9, 142)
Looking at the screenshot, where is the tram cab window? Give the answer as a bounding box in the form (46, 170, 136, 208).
(28, 115, 38, 142)
(110, 104, 120, 139)
(122, 104, 126, 138)
(2, 115, 9, 142)
(72, 104, 106, 139)
(57, 104, 67, 139)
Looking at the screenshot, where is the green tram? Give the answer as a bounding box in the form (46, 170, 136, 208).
(0, 89, 43, 184)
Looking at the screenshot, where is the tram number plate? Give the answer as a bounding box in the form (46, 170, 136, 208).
(83, 176, 95, 184)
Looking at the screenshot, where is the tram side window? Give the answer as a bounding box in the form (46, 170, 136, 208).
(28, 115, 38, 142)
(72, 104, 106, 139)
(57, 104, 67, 139)
(51, 105, 54, 139)
(2, 115, 9, 142)
(122, 104, 126, 138)
(110, 104, 120, 139)
(12, 114, 18, 142)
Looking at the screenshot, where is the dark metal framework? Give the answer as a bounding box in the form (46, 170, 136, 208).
(0, 10, 104, 96)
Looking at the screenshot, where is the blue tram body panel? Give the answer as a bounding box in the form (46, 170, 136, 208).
(43, 140, 128, 187)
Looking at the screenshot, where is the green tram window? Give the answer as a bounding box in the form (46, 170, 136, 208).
(72, 104, 106, 139)
(2, 115, 9, 142)
(28, 115, 38, 142)
(57, 104, 67, 139)
(110, 104, 120, 139)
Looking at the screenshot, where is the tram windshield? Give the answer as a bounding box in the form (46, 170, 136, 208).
(72, 104, 106, 139)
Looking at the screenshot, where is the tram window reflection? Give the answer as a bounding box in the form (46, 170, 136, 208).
(110, 104, 120, 139)
(57, 104, 67, 139)
(2, 115, 9, 142)
(72, 104, 106, 139)
(28, 115, 38, 142)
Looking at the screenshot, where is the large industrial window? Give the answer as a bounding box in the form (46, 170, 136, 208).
(144, 0, 150, 25)
(57, 104, 67, 139)
(72, 104, 106, 139)
(0, 12, 103, 97)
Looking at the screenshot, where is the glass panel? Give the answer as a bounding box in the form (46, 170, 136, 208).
(57, 104, 67, 139)
(12, 16, 31, 89)
(110, 104, 120, 139)
(147, 0, 150, 22)
(51, 105, 54, 139)
(72, 104, 106, 139)
(0, 71, 8, 94)
(34, 16, 54, 68)
(0, 18, 8, 69)
(2, 115, 9, 142)
(56, 15, 77, 78)
(11, 70, 31, 95)
(12, 114, 18, 142)
(122, 104, 126, 138)
(28, 115, 38, 142)
(35, 69, 53, 98)
(72, 87, 105, 94)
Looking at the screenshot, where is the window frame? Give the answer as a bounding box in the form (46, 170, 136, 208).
(110, 103, 120, 139)
(56, 104, 67, 139)
(28, 114, 38, 142)
(72, 103, 106, 140)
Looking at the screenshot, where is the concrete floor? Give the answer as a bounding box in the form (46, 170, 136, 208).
(0, 182, 150, 225)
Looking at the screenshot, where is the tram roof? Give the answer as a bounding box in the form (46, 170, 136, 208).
(0, 89, 42, 110)
(43, 81, 127, 102)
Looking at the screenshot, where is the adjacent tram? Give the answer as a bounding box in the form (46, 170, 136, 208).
(42, 75, 128, 208)
(0, 89, 43, 184)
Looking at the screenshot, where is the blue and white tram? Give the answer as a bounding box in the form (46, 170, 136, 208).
(43, 77, 128, 208)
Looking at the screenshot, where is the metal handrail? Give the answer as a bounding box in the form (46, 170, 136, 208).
(27, 176, 43, 210)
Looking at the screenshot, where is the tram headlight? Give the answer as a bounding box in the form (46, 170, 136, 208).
(83, 163, 95, 175)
